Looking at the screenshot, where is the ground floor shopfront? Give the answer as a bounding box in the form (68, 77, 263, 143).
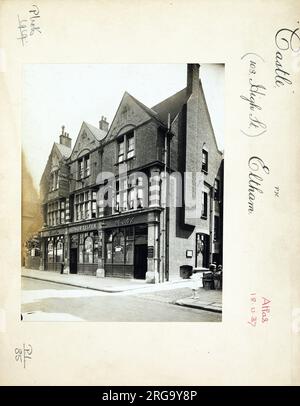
(38, 209, 221, 282)
(39, 209, 161, 282)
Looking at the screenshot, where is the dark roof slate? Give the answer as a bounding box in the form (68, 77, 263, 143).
(54, 142, 72, 158)
(151, 87, 189, 124)
(84, 121, 107, 141)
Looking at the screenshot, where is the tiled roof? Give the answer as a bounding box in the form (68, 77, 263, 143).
(54, 142, 72, 158)
(151, 87, 189, 125)
(84, 121, 107, 141)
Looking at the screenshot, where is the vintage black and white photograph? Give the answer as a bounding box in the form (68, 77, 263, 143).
(22, 63, 224, 322)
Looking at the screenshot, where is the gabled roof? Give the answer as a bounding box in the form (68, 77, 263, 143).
(54, 142, 72, 159)
(127, 92, 165, 126)
(84, 121, 107, 141)
(105, 91, 167, 142)
(151, 87, 189, 124)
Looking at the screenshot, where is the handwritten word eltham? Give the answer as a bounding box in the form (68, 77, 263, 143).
(248, 156, 270, 214)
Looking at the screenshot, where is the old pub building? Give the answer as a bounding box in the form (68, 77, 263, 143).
(38, 64, 224, 283)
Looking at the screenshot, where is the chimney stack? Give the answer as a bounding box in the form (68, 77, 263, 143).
(187, 63, 200, 95)
(99, 116, 109, 132)
(59, 125, 72, 148)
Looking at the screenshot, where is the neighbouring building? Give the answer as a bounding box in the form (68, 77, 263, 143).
(36, 64, 224, 282)
(22, 151, 43, 268)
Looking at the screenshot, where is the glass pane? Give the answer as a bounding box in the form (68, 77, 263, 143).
(106, 242, 112, 263)
(125, 240, 134, 264)
(78, 245, 83, 263)
(127, 150, 134, 158)
(113, 232, 125, 264)
(84, 237, 93, 263)
(56, 241, 63, 262)
(47, 242, 54, 262)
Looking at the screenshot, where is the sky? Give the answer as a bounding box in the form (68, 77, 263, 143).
(22, 64, 224, 189)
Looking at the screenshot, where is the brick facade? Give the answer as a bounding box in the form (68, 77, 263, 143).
(36, 64, 223, 282)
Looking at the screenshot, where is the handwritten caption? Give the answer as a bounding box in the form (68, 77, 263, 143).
(241, 25, 300, 214)
(248, 293, 271, 327)
(15, 344, 32, 368)
(240, 53, 267, 138)
(17, 5, 41, 46)
(274, 27, 300, 87)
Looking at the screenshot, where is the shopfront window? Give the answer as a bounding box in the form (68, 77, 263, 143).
(106, 232, 113, 263)
(76, 232, 98, 264)
(105, 227, 139, 266)
(83, 237, 93, 264)
(112, 232, 125, 264)
(56, 240, 64, 262)
(125, 236, 134, 264)
(47, 239, 54, 263)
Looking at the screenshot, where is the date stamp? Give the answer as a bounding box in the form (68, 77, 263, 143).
(14, 344, 33, 368)
(248, 293, 271, 327)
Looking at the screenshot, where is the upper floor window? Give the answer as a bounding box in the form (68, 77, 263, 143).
(127, 134, 135, 159)
(112, 174, 145, 214)
(117, 131, 135, 163)
(50, 170, 59, 191)
(118, 140, 125, 162)
(75, 190, 97, 221)
(214, 179, 220, 201)
(202, 149, 208, 173)
(201, 191, 208, 219)
(214, 215, 220, 241)
(136, 176, 144, 208)
(85, 155, 90, 177)
(78, 154, 90, 179)
(47, 199, 65, 226)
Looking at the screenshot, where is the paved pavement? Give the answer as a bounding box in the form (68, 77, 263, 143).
(21, 278, 222, 322)
(21, 268, 222, 316)
(22, 268, 147, 292)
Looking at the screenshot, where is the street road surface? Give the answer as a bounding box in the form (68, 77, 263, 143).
(21, 277, 221, 322)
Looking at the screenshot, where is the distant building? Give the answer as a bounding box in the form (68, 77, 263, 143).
(22, 151, 43, 267)
(37, 64, 223, 282)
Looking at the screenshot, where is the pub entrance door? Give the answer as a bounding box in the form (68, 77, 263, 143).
(70, 248, 78, 274)
(134, 244, 147, 279)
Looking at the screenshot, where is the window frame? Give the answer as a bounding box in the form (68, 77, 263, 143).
(77, 154, 90, 180)
(201, 191, 208, 219)
(202, 149, 208, 173)
(117, 130, 135, 164)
